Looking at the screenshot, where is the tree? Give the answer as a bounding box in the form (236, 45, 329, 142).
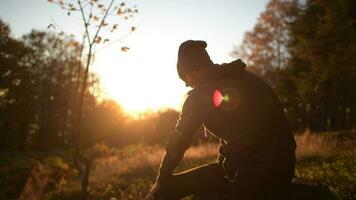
(48, 1, 138, 199)
(231, 0, 299, 86)
(0, 18, 103, 151)
(21, 30, 89, 150)
(233, 0, 355, 132)
(0, 20, 32, 151)
(287, 0, 356, 131)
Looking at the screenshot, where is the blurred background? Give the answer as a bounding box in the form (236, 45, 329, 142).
(0, 0, 355, 199)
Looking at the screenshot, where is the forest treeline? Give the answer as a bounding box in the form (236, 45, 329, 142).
(1, 0, 355, 152)
(0, 20, 180, 152)
(232, 0, 355, 132)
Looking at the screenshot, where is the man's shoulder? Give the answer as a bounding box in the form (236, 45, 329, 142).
(187, 84, 216, 99)
(184, 85, 216, 113)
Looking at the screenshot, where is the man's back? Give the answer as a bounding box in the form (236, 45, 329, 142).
(189, 60, 296, 172)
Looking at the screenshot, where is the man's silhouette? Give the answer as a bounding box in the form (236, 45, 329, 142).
(145, 40, 296, 200)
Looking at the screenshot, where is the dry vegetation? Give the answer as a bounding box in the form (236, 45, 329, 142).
(1, 130, 354, 200)
(295, 130, 338, 158)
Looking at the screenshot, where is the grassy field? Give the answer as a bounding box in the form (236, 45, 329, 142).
(0, 130, 355, 200)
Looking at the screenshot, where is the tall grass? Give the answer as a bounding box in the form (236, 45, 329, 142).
(3, 130, 354, 200)
(87, 130, 355, 199)
(90, 130, 349, 179)
(295, 130, 355, 158)
(295, 130, 338, 158)
(91, 142, 219, 185)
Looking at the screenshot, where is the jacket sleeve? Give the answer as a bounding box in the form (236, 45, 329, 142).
(156, 92, 204, 183)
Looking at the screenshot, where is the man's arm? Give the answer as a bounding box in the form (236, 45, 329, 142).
(156, 93, 204, 183)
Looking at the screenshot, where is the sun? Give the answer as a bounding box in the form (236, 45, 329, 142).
(92, 44, 188, 116)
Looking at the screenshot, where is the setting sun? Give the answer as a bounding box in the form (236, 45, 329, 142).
(93, 44, 189, 114)
(0, 0, 268, 116)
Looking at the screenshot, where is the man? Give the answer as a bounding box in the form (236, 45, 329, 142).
(145, 40, 296, 200)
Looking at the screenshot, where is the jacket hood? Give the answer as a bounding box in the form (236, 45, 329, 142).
(196, 59, 247, 85)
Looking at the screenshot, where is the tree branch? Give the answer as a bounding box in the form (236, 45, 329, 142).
(78, 0, 91, 45)
(91, 0, 116, 45)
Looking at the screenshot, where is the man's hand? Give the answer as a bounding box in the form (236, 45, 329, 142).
(145, 182, 161, 200)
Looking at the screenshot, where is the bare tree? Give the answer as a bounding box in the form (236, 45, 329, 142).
(47, 0, 138, 199)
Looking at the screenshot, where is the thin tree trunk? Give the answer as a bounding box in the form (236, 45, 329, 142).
(74, 1, 116, 199)
(75, 44, 92, 200)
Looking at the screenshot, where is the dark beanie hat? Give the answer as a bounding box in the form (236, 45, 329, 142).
(177, 40, 209, 82)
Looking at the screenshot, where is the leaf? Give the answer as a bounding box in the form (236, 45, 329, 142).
(111, 24, 118, 32)
(120, 2, 126, 7)
(47, 24, 55, 29)
(117, 8, 124, 15)
(95, 36, 102, 43)
(67, 12, 71, 16)
(121, 46, 130, 52)
(131, 26, 136, 32)
(93, 16, 100, 21)
(104, 39, 109, 43)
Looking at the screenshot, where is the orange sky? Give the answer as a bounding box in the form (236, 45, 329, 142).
(0, 0, 269, 115)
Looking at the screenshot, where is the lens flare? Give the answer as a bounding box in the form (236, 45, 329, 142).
(212, 88, 239, 110)
(213, 89, 223, 107)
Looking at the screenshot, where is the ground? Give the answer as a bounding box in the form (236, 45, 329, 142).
(0, 130, 355, 200)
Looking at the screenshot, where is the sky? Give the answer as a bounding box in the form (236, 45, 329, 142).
(0, 0, 269, 115)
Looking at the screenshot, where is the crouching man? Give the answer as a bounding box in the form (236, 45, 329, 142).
(145, 40, 296, 200)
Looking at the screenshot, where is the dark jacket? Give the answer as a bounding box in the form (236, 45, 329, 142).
(157, 60, 296, 182)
